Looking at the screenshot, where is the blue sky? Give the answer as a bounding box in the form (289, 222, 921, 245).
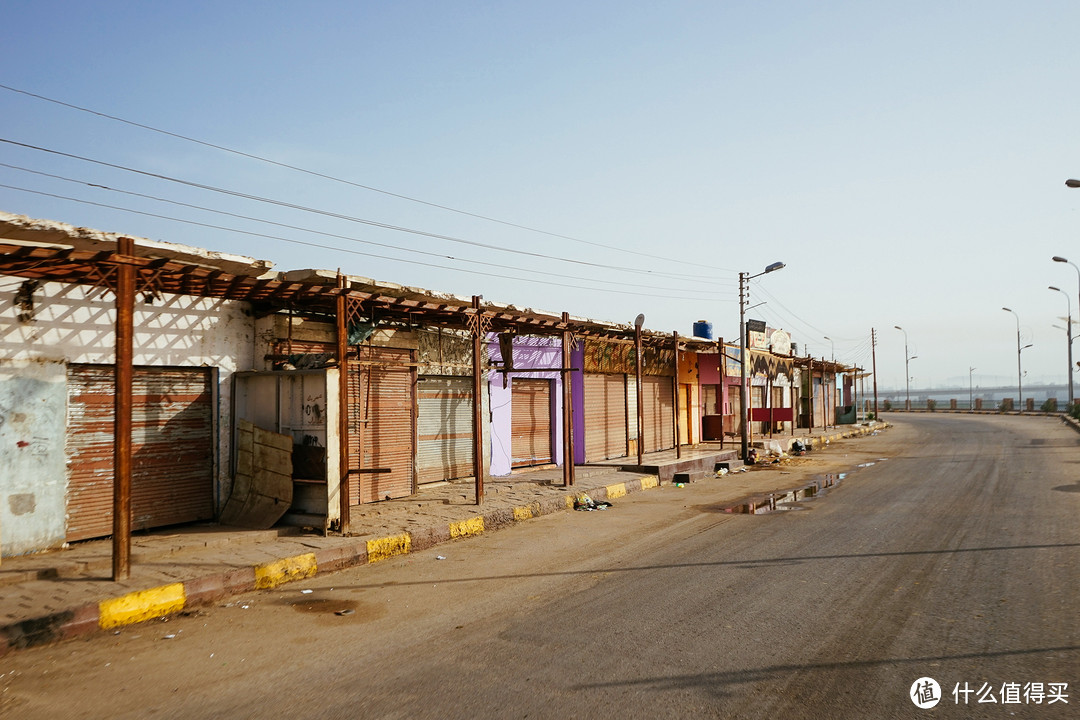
(2, 1, 1079, 393)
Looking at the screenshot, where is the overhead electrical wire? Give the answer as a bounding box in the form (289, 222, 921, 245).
(0, 82, 739, 273)
(0, 181, 734, 302)
(0, 137, 734, 286)
(0, 162, 735, 299)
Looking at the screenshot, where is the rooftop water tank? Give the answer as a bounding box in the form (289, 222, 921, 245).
(692, 320, 713, 340)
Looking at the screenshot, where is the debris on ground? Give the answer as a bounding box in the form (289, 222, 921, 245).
(574, 493, 612, 511)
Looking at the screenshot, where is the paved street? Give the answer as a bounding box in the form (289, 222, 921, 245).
(2, 413, 1077, 719)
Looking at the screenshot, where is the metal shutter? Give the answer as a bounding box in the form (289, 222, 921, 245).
(416, 376, 473, 484)
(510, 378, 552, 468)
(347, 346, 416, 504)
(583, 373, 628, 462)
(642, 376, 675, 453)
(66, 365, 214, 542)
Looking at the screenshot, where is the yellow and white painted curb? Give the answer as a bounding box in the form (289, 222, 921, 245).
(99, 583, 186, 629)
(254, 553, 317, 589)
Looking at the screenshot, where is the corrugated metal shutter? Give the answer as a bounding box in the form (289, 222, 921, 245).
(347, 346, 416, 503)
(416, 376, 473, 484)
(66, 365, 214, 542)
(511, 378, 551, 468)
(642, 376, 675, 453)
(583, 373, 627, 462)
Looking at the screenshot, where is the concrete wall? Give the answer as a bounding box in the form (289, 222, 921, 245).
(0, 278, 256, 555)
(0, 360, 68, 555)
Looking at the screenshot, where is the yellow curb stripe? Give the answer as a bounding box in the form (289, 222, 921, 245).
(254, 553, 318, 589)
(99, 583, 186, 629)
(640, 476, 659, 490)
(367, 534, 411, 563)
(605, 483, 627, 499)
(566, 495, 577, 509)
(513, 506, 533, 521)
(450, 516, 485, 538)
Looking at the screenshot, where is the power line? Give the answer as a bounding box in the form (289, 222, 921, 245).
(0, 82, 738, 272)
(0, 162, 735, 299)
(0, 182, 734, 303)
(0, 137, 732, 285)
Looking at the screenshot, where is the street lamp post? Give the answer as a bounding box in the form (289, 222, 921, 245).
(893, 326, 913, 411)
(1002, 307, 1025, 411)
(740, 261, 785, 461)
(1052, 255, 1080, 409)
(1049, 286, 1074, 406)
(969, 366, 976, 410)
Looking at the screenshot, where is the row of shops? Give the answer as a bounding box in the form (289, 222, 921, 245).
(0, 212, 856, 561)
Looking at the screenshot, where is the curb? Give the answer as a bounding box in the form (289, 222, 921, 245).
(0, 424, 890, 656)
(0, 473, 664, 656)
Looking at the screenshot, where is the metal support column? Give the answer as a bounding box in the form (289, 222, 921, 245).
(112, 237, 135, 581)
(335, 272, 351, 535)
(561, 312, 575, 487)
(672, 331, 681, 458)
(471, 296, 486, 504)
(634, 318, 644, 466)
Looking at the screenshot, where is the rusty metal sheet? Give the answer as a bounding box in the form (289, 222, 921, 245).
(65, 365, 214, 542)
(641, 376, 675, 453)
(510, 378, 552, 468)
(416, 376, 473, 484)
(347, 346, 416, 503)
(583, 373, 628, 462)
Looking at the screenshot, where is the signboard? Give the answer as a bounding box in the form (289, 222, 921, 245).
(769, 329, 792, 356)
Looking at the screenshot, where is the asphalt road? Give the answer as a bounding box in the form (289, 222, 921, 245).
(2, 414, 1078, 719)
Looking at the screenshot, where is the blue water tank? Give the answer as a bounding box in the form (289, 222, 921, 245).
(692, 320, 713, 340)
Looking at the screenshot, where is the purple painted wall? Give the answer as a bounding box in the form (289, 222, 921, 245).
(571, 345, 586, 465)
(487, 335, 563, 476)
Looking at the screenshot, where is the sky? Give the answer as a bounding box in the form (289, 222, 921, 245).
(2, 1, 1079, 393)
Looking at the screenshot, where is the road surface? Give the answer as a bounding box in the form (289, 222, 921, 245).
(2, 413, 1077, 718)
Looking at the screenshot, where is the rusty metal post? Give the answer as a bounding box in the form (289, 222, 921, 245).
(672, 331, 681, 458)
(112, 237, 135, 581)
(635, 322, 644, 466)
(471, 296, 485, 504)
(790, 380, 795, 437)
(336, 273, 351, 534)
(561, 312, 574, 487)
(808, 357, 815, 434)
(717, 338, 724, 450)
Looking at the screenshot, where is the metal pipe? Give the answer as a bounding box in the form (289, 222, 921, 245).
(112, 236, 135, 581)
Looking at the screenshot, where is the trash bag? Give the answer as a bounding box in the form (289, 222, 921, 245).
(746, 448, 758, 465)
(790, 440, 807, 456)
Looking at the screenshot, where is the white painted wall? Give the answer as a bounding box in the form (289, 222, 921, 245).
(0, 278, 256, 555)
(0, 360, 67, 556)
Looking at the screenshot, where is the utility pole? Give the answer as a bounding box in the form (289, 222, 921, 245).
(871, 328, 878, 419)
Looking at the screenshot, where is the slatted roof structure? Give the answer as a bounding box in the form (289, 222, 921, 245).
(0, 211, 701, 575)
(0, 212, 684, 345)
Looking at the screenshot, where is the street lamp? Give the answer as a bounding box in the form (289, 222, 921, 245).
(893, 326, 915, 411)
(969, 366, 976, 410)
(1049, 286, 1074, 406)
(739, 261, 785, 461)
(1002, 307, 1025, 411)
(1053, 256, 1080, 408)
(1066, 179, 1080, 188)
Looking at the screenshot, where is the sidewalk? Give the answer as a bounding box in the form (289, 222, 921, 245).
(0, 422, 885, 656)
